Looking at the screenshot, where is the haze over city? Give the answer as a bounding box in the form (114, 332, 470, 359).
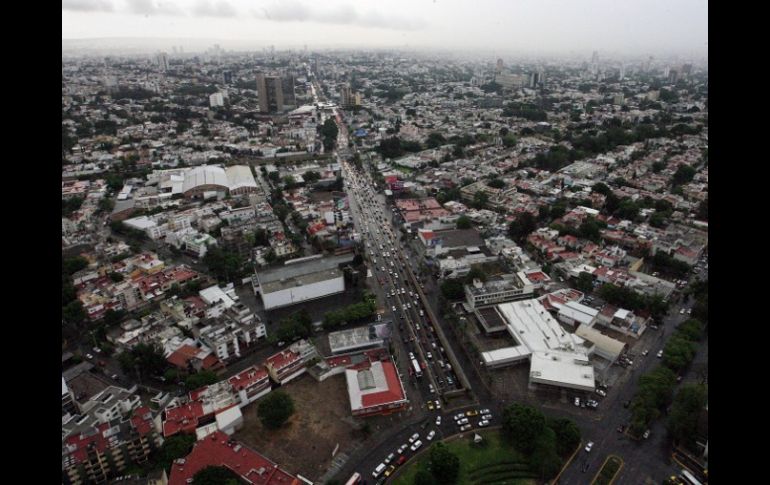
(63, 0, 708, 58)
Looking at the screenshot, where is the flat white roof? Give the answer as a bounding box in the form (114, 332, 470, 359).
(495, 299, 595, 391)
(123, 216, 157, 230)
(225, 165, 258, 192)
(199, 285, 235, 308)
(558, 301, 599, 325)
(529, 351, 595, 391)
(481, 346, 531, 365)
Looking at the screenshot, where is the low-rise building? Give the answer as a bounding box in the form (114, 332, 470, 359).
(464, 273, 536, 310)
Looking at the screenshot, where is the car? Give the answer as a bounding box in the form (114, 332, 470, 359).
(392, 306, 397, 312)
(408, 433, 420, 444)
(643, 429, 651, 439)
(397, 443, 408, 454)
(384, 465, 396, 477)
(657, 350, 664, 358)
(92, 347, 102, 354)
(110, 374, 119, 380)
(584, 442, 594, 453)
(479, 408, 491, 415)
(585, 400, 598, 409)
(427, 401, 434, 410)
(478, 420, 490, 427)
(466, 409, 479, 417)
(642, 349, 649, 356)
(373, 463, 386, 478)
(680, 308, 686, 315)
(435, 416, 442, 426)
(384, 453, 395, 464)
(426, 352, 433, 359)
(617, 425, 625, 433)
(85, 353, 94, 360)
(410, 440, 423, 451)
(687, 308, 692, 315)
(459, 424, 472, 432)
(428, 384, 435, 394)
(427, 430, 436, 441)
(574, 397, 581, 407)
(454, 413, 465, 421)
(595, 389, 607, 397)
(482, 414, 493, 420)
(434, 400, 441, 410)
(396, 455, 407, 466)
(457, 418, 469, 425)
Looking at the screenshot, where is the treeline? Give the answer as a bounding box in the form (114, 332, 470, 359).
(322, 296, 377, 331)
(628, 318, 705, 437)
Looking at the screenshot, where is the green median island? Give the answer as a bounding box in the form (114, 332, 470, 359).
(392, 430, 539, 485)
(591, 455, 623, 485)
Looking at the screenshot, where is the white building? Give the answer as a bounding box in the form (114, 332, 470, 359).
(253, 254, 351, 311)
(209, 92, 225, 108)
(480, 299, 595, 392)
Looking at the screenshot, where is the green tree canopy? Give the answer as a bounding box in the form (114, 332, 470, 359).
(529, 426, 562, 480)
(575, 271, 594, 293)
(185, 370, 220, 390)
(456, 215, 472, 230)
(258, 391, 295, 429)
(159, 434, 196, 470)
(414, 470, 437, 485)
(508, 212, 537, 242)
(548, 418, 581, 457)
(429, 442, 460, 484)
(667, 384, 708, 448)
(192, 465, 242, 485)
(440, 279, 465, 300)
(502, 403, 546, 453)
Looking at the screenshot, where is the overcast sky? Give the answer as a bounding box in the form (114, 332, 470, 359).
(62, 0, 708, 56)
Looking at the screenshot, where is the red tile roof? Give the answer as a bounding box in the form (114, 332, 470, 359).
(228, 366, 269, 391)
(130, 406, 155, 436)
(360, 360, 405, 408)
(162, 402, 205, 437)
(169, 431, 300, 485)
(266, 350, 300, 372)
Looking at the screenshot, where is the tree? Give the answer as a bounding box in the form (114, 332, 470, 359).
(472, 191, 488, 209)
(103, 308, 126, 327)
(667, 384, 708, 448)
(192, 466, 242, 485)
(456, 215, 472, 230)
(575, 272, 594, 293)
(63, 256, 89, 276)
(108, 272, 124, 283)
(502, 403, 546, 453)
(548, 418, 581, 456)
(159, 434, 195, 469)
(429, 442, 460, 484)
(440, 279, 465, 300)
(117, 343, 168, 381)
(502, 133, 518, 147)
(63, 300, 87, 326)
(530, 427, 562, 480)
(487, 178, 505, 189)
(592, 182, 611, 196)
(672, 164, 696, 187)
(258, 391, 295, 429)
(578, 217, 604, 242)
(414, 470, 437, 485)
(203, 247, 244, 281)
(304, 170, 321, 183)
(185, 370, 220, 390)
(508, 212, 537, 242)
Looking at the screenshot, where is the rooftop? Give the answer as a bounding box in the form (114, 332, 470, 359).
(345, 358, 407, 412)
(257, 254, 353, 294)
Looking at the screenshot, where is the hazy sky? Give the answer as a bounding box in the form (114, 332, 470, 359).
(62, 0, 708, 56)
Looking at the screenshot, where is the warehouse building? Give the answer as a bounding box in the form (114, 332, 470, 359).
(328, 322, 391, 355)
(253, 254, 353, 311)
(480, 298, 596, 392)
(344, 350, 408, 417)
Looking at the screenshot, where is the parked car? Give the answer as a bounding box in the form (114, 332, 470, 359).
(643, 429, 651, 439)
(384, 453, 395, 465)
(396, 455, 407, 466)
(397, 444, 408, 454)
(478, 420, 490, 427)
(384, 465, 396, 477)
(457, 418, 469, 425)
(427, 430, 436, 441)
(435, 416, 442, 426)
(482, 414, 493, 420)
(408, 433, 420, 444)
(642, 349, 649, 356)
(410, 440, 423, 451)
(434, 400, 441, 410)
(459, 424, 472, 432)
(466, 409, 479, 416)
(585, 442, 594, 453)
(657, 350, 664, 358)
(595, 388, 607, 397)
(574, 397, 581, 407)
(454, 413, 466, 421)
(479, 408, 491, 415)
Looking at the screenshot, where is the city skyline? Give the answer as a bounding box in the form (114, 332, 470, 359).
(62, 0, 708, 57)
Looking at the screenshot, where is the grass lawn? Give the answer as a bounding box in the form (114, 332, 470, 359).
(392, 430, 539, 485)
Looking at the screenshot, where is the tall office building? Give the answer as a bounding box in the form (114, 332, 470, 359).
(496, 58, 504, 73)
(223, 70, 233, 84)
(591, 51, 599, 64)
(256, 72, 284, 113)
(156, 52, 169, 72)
(619, 64, 626, 80)
(282, 75, 297, 109)
(340, 83, 353, 108)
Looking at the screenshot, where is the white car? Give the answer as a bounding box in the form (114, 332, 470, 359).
(481, 414, 493, 420)
(426, 430, 436, 441)
(408, 433, 420, 444)
(479, 408, 491, 415)
(585, 442, 594, 453)
(435, 416, 442, 426)
(410, 440, 423, 451)
(397, 444, 408, 454)
(454, 413, 465, 421)
(657, 350, 664, 358)
(459, 424, 472, 432)
(457, 418, 469, 425)
(383, 453, 395, 464)
(478, 420, 490, 427)
(434, 400, 441, 410)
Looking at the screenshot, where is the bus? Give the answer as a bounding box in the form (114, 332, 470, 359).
(411, 358, 423, 378)
(680, 469, 703, 485)
(345, 472, 362, 485)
